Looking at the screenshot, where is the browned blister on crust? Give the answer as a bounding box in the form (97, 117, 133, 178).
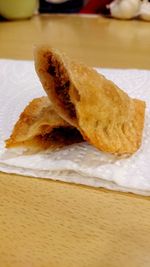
(34, 46, 146, 155)
(5, 96, 83, 152)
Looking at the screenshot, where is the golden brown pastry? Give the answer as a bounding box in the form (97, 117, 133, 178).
(34, 46, 146, 155)
(5, 96, 83, 152)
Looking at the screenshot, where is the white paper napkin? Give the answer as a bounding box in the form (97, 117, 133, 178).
(0, 59, 150, 196)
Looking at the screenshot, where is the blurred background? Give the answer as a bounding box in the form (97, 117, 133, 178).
(0, 0, 149, 68)
(0, 0, 150, 21)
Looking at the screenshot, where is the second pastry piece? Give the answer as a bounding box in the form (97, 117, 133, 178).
(6, 96, 83, 152)
(34, 46, 145, 155)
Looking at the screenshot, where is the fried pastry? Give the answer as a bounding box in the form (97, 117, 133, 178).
(34, 46, 146, 155)
(5, 96, 83, 152)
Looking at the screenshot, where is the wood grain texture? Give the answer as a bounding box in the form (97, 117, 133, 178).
(0, 14, 150, 267)
(0, 172, 150, 267)
(0, 15, 150, 68)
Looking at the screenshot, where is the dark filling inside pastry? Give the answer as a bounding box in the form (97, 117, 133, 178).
(38, 126, 83, 147)
(48, 55, 77, 120)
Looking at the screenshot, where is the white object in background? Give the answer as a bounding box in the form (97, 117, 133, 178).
(108, 0, 141, 19)
(139, 0, 150, 21)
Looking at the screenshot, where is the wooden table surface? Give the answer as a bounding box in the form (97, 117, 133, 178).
(0, 15, 150, 267)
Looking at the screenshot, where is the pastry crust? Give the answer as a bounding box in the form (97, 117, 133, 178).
(34, 46, 146, 155)
(5, 96, 83, 152)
